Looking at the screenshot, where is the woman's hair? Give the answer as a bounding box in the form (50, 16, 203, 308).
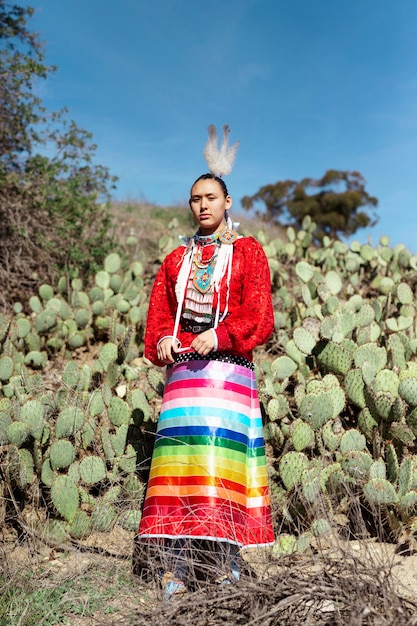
(190, 173, 229, 198)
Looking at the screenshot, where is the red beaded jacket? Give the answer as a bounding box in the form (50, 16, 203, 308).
(144, 236, 274, 367)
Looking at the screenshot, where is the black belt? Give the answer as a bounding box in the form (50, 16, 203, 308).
(182, 320, 213, 334)
(171, 351, 255, 370)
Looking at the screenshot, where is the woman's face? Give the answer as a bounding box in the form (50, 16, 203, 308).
(189, 178, 232, 235)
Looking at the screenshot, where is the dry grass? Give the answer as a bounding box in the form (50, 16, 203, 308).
(2, 517, 417, 626)
(129, 535, 417, 626)
(0, 524, 152, 626)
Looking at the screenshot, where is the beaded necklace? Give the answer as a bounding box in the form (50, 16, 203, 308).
(193, 233, 220, 294)
(172, 227, 239, 343)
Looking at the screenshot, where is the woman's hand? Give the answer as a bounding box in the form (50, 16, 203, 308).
(157, 337, 177, 364)
(191, 330, 215, 356)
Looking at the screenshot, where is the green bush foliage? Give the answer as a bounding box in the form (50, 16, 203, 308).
(0, 3, 117, 305)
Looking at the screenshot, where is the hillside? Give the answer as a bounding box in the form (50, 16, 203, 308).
(2, 204, 417, 623)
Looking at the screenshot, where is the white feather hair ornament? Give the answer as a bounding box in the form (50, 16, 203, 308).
(203, 124, 240, 177)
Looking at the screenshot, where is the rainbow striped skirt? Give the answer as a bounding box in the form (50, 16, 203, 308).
(138, 354, 274, 548)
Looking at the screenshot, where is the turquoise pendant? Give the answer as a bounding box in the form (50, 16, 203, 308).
(193, 262, 215, 293)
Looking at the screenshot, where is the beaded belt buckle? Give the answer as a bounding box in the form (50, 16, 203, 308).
(190, 324, 210, 333)
(182, 321, 213, 333)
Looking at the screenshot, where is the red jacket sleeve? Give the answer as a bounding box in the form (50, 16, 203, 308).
(215, 238, 274, 354)
(144, 248, 183, 366)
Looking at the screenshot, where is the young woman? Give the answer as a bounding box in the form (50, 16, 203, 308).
(137, 127, 275, 600)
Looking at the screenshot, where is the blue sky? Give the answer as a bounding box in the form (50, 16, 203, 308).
(31, 0, 417, 251)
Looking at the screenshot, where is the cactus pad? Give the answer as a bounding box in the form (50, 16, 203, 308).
(89, 390, 105, 417)
(75, 308, 90, 329)
(399, 378, 417, 407)
(363, 478, 398, 505)
(108, 397, 131, 426)
(146, 367, 165, 395)
(295, 261, 314, 283)
(293, 327, 316, 355)
(95, 270, 111, 289)
(325, 271, 342, 295)
(118, 444, 137, 473)
(123, 475, 145, 504)
(49, 440, 76, 471)
(56, 407, 84, 438)
(0, 412, 12, 445)
(16, 448, 34, 488)
(131, 388, 151, 423)
(340, 429, 366, 454)
(310, 518, 331, 537)
(62, 361, 81, 388)
(35, 310, 57, 334)
(104, 252, 122, 274)
(91, 502, 117, 531)
(272, 534, 297, 557)
(399, 492, 417, 513)
(0, 356, 13, 381)
(41, 459, 57, 486)
(279, 451, 309, 490)
(388, 334, 406, 370)
(24, 351, 47, 369)
(356, 303, 375, 328)
(341, 450, 372, 479)
(397, 282, 413, 304)
(354, 343, 387, 373)
(301, 467, 321, 503)
(51, 475, 79, 523)
(369, 459, 386, 480)
(69, 510, 93, 539)
(316, 341, 352, 375)
(300, 391, 334, 430)
(41, 519, 69, 546)
(398, 457, 413, 497)
(79, 456, 106, 484)
(322, 420, 344, 452)
(389, 422, 415, 446)
(386, 443, 399, 483)
(97, 342, 118, 372)
(344, 368, 366, 408)
(374, 369, 399, 396)
(6, 421, 29, 446)
(68, 461, 80, 483)
(263, 422, 284, 447)
(119, 509, 142, 531)
(101, 425, 115, 461)
(29, 295, 43, 313)
(109, 424, 128, 458)
(81, 419, 96, 449)
(18, 399, 44, 440)
(357, 407, 378, 440)
(291, 420, 314, 451)
(267, 397, 286, 422)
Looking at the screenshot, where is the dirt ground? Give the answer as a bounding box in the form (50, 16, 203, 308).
(2, 523, 417, 625)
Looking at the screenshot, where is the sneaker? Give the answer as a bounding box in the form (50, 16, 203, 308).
(162, 572, 186, 602)
(216, 569, 240, 586)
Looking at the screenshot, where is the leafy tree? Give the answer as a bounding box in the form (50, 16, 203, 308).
(241, 170, 378, 242)
(0, 2, 117, 308)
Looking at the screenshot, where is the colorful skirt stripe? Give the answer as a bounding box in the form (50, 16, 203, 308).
(138, 355, 274, 548)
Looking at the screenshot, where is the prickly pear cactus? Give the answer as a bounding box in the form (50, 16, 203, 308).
(5, 217, 417, 551)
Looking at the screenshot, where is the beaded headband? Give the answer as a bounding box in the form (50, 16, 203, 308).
(203, 124, 240, 177)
